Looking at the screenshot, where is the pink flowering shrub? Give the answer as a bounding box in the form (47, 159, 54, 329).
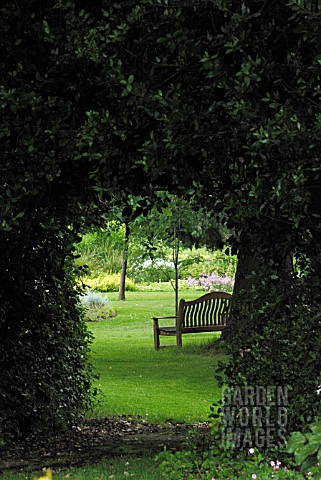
(187, 272, 234, 292)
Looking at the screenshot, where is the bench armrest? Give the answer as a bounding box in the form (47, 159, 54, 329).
(152, 316, 177, 328)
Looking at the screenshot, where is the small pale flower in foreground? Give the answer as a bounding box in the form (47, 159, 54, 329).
(249, 448, 255, 454)
(271, 459, 281, 470)
(252, 475, 257, 479)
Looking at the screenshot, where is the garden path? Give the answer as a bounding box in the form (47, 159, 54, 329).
(0, 417, 210, 472)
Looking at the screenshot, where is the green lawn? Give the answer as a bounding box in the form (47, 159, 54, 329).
(1, 458, 164, 480)
(88, 291, 227, 423)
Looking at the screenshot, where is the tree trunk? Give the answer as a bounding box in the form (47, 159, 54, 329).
(222, 238, 295, 344)
(222, 243, 260, 343)
(118, 221, 130, 301)
(173, 221, 180, 316)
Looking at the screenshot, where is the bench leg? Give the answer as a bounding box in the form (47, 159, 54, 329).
(176, 332, 182, 348)
(154, 328, 160, 350)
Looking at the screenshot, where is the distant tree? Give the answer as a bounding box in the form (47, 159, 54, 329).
(111, 196, 150, 300)
(134, 194, 226, 314)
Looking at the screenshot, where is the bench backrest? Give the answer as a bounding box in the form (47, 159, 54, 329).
(177, 291, 232, 329)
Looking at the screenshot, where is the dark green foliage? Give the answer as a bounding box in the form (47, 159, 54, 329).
(157, 422, 304, 479)
(287, 419, 321, 473)
(0, 1, 103, 441)
(220, 272, 321, 446)
(0, 231, 97, 441)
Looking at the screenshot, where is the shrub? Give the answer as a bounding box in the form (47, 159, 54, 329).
(187, 272, 234, 293)
(128, 248, 237, 284)
(137, 280, 191, 292)
(74, 225, 125, 275)
(80, 291, 112, 308)
(128, 258, 176, 283)
(219, 272, 321, 448)
(181, 249, 237, 280)
(286, 418, 321, 474)
(80, 291, 116, 321)
(157, 423, 304, 479)
(0, 235, 98, 442)
(84, 305, 116, 322)
(84, 273, 137, 292)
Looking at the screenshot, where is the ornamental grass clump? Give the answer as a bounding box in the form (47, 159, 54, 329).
(80, 290, 111, 309)
(80, 291, 116, 322)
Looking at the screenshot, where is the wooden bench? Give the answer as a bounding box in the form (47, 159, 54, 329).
(152, 291, 232, 349)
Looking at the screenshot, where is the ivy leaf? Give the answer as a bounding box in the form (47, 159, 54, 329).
(43, 20, 50, 34)
(295, 443, 319, 466)
(310, 421, 321, 436)
(286, 431, 306, 453)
